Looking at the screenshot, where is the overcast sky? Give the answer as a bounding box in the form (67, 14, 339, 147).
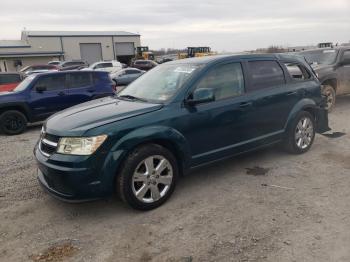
(1, 0, 349, 52)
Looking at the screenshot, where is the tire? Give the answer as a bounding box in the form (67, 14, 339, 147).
(116, 144, 178, 210)
(284, 111, 315, 154)
(321, 84, 336, 111)
(0, 110, 27, 135)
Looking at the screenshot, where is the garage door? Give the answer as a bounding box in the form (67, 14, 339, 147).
(115, 42, 135, 56)
(80, 43, 102, 65)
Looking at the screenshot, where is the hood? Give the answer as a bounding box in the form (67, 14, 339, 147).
(46, 96, 163, 135)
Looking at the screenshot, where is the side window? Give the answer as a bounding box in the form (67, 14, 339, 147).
(0, 74, 21, 84)
(126, 70, 139, 74)
(247, 61, 285, 92)
(284, 63, 311, 81)
(342, 50, 350, 60)
(95, 63, 113, 69)
(69, 73, 92, 88)
(194, 63, 245, 101)
(34, 74, 67, 91)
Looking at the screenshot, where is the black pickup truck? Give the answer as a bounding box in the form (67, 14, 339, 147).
(299, 47, 350, 110)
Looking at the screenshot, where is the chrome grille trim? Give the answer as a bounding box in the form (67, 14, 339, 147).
(39, 141, 51, 157)
(42, 138, 58, 147)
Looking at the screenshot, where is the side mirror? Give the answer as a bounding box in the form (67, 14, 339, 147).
(186, 88, 215, 106)
(36, 85, 47, 92)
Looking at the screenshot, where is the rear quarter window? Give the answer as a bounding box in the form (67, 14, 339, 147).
(284, 63, 311, 81)
(247, 60, 285, 92)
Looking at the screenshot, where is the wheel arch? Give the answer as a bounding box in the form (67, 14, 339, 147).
(321, 78, 337, 92)
(284, 99, 318, 132)
(0, 103, 32, 121)
(102, 126, 191, 191)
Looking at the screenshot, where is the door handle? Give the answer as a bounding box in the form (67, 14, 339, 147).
(87, 89, 95, 93)
(57, 91, 65, 96)
(239, 101, 253, 108)
(286, 91, 298, 96)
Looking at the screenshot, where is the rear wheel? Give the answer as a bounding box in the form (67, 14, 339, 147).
(284, 111, 315, 154)
(0, 110, 27, 135)
(321, 84, 336, 111)
(116, 144, 178, 210)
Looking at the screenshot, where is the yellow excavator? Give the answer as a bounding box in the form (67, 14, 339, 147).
(136, 46, 155, 60)
(178, 47, 215, 59)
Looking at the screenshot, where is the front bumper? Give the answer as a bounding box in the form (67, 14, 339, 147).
(35, 145, 112, 202)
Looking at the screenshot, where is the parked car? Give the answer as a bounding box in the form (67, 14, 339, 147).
(48, 61, 61, 66)
(299, 47, 350, 110)
(34, 54, 329, 210)
(0, 72, 23, 92)
(20, 64, 58, 77)
(58, 60, 89, 70)
(132, 60, 158, 71)
(110, 68, 145, 87)
(0, 71, 115, 135)
(86, 60, 122, 73)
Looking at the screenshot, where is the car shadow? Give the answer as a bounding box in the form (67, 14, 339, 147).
(43, 145, 281, 218)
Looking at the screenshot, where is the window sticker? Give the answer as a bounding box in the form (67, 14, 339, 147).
(174, 67, 196, 74)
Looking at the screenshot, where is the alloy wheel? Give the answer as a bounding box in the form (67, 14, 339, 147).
(131, 155, 173, 203)
(295, 117, 314, 149)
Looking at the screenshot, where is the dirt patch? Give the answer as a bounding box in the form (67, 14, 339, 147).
(246, 166, 270, 176)
(322, 152, 350, 169)
(29, 241, 78, 262)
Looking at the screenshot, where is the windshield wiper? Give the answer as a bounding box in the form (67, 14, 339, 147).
(117, 94, 148, 102)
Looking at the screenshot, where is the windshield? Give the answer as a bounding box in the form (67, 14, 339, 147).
(300, 49, 339, 65)
(13, 75, 36, 92)
(118, 64, 201, 102)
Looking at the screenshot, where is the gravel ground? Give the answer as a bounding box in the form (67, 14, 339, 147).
(1, 96, 350, 262)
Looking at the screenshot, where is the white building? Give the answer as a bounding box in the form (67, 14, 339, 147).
(0, 30, 141, 72)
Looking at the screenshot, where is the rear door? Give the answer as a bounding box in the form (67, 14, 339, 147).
(336, 49, 350, 94)
(28, 74, 69, 120)
(244, 59, 297, 137)
(66, 72, 95, 105)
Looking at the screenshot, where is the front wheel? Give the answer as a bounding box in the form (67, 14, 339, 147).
(116, 144, 178, 210)
(0, 110, 27, 135)
(284, 111, 315, 154)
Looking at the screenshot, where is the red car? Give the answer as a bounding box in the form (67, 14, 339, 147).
(0, 73, 23, 92)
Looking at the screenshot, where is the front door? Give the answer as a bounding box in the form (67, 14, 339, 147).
(181, 62, 254, 166)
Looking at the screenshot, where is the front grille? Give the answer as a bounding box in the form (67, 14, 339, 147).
(39, 132, 59, 157)
(43, 133, 60, 143)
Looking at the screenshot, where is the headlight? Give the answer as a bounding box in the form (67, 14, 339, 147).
(57, 135, 107, 155)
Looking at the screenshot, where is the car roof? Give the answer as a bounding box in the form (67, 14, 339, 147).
(34, 70, 103, 77)
(166, 53, 305, 66)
